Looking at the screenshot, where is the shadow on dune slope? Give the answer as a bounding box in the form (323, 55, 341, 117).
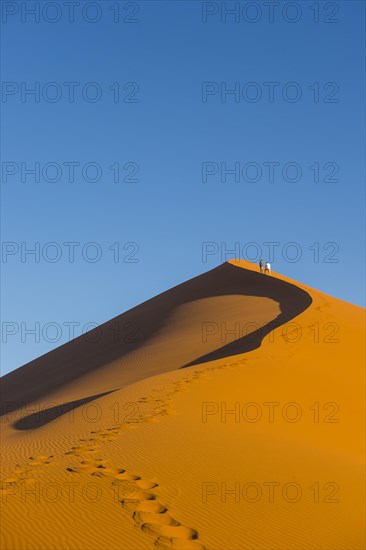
(1, 263, 312, 417)
(12, 390, 117, 430)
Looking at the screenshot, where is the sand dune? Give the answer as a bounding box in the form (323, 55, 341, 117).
(0, 261, 311, 421)
(1, 260, 364, 549)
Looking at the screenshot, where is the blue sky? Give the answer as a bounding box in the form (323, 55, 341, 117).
(1, 0, 365, 375)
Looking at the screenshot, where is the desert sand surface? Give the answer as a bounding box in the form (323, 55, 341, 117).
(1, 260, 365, 549)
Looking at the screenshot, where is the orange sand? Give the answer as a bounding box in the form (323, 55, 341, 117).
(1, 260, 364, 549)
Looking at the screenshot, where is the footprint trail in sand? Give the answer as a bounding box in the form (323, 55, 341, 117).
(61, 369, 214, 549)
(2, 366, 232, 548)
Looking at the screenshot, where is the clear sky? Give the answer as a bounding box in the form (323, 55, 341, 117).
(1, 0, 365, 375)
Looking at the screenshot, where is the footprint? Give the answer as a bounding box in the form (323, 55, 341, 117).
(122, 490, 156, 502)
(112, 471, 141, 482)
(153, 407, 176, 416)
(2, 477, 18, 483)
(136, 500, 167, 513)
(28, 455, 53, 466)
(65, 445, 97, 456)
(133, 510, 180, 527)
(135, 479, 158, 490)
(78, 460, 104, 472)
(142, 524, 198, 540)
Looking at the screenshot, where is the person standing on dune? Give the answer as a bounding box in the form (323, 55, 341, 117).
(259, 259, 263, 273)
(264, 261, 271, 275)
